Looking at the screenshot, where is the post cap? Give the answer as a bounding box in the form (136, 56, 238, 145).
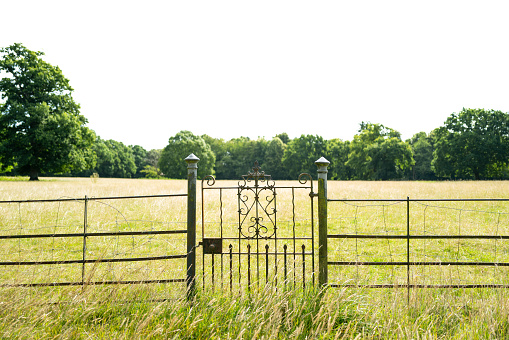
(184, 153, 200, 164)
(315, 157, 330, 167)
(315, 156, 330, 175)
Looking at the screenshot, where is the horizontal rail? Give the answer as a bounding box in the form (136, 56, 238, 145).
(0, 278, 186, 288)
(202, 186, 313, 190)
(329, 261, 509, 266)
(0, 229, 187, 240)
(273, 186, 313, 190)
(222, 252, 313, 256)
(202, 186, 238, 190)
(0, 194, 187, 204)
(328, 198, 509, 202)
(329, 284, 509, 289)
(0, 254, 187, 266)
(221, 236, 312, 241)
(328, 234, 509, 240)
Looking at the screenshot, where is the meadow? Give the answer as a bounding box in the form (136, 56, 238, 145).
(0, 177, 508, 339)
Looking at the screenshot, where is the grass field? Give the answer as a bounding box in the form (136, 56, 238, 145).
(0, 177, 508, 339)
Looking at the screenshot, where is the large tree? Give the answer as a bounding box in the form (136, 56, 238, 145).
(432, 108, 509, 180)
(282, 134, 327, 179)
(159, 131, 215, 179)
(94, 138, 136, 178)
(144, 149, 162, 168)
(346, 122, 414, 180)
(207, 136, 269, 180)
(129, 144, 148, 178)
(326, 138, 352, 180)
(407, 132, 436, 180)
(262, 137, 286, 180)
(202, 134, 229, 178)
(140, 148, 163, 178)
(0, 43, 95, 180)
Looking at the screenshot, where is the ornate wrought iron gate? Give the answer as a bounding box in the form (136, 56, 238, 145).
(200, 162, 316, 290)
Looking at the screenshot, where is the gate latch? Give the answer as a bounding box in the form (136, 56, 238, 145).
(202, 238, 222, 254)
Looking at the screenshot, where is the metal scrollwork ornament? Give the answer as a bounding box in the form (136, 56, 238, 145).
(238, 161, 277, 239)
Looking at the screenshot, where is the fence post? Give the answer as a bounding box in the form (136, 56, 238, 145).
(315, 157, 330, 287)
(82, 195, 88, 287)
(185, 153, 199, 298)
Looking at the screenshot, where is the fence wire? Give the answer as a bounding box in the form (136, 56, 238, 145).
(0, 195, 188, 291)
(328, 198, 509, 288)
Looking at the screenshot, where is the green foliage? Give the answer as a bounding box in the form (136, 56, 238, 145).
(0, 43, 96, 180)
(140, 165, 163, 179)
(432, 108, 509, 180)
(326, 138, 352, 180)
(275, 132, 290, 144)
(201, 134, 228, 177)
(1, 52, 505, 184)
(129, 145, 147, 178)
(93, 138, 136, 178)
(262, 137, 286, 179)
(0, 159, 13, 174)
(346, 122, 414, 180)
(367, 137, 414, 180)
(282, 134, 327, 179)
(139, 149, 163, 178)
(143, 149, 161, 168)
(159, 131, 215, 179)
(211, 136, 269, 179)
(202, 135, 286, 180)
(201, 135, 227, 165)
(407, 132, 436, 180)
(0, 176, 28, 181)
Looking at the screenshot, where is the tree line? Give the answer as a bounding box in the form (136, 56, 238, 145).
(146, 110, 508, 181)
(1, 44, 508, 181)
(26, 110, 509, 181)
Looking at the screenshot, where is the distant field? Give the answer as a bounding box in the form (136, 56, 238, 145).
(0, 177, 508, 338)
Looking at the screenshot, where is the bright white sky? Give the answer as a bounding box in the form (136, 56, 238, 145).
(1, 1, 508, 150)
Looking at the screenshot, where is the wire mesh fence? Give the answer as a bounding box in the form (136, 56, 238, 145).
(0, 194, 188, 292)
(328, 198, 509, 288)
(2, 180, 508, 297)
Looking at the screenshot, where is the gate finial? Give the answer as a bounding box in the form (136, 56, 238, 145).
(242, 161, 271, 187)
(315, 157, 330, 173)
(185, 153, 200, 167)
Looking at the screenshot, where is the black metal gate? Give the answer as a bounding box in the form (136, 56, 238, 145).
(200, 162, 316, 291)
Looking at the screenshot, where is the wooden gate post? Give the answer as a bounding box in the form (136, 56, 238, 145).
(185, 153, 199, 298)
(315, 157, 330, 287)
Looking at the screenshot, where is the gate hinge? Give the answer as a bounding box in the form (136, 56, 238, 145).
(310, 192, 318, 198)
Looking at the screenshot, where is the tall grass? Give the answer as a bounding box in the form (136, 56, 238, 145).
(0, 177, 508, 338)
(2, 283, 509, 338)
